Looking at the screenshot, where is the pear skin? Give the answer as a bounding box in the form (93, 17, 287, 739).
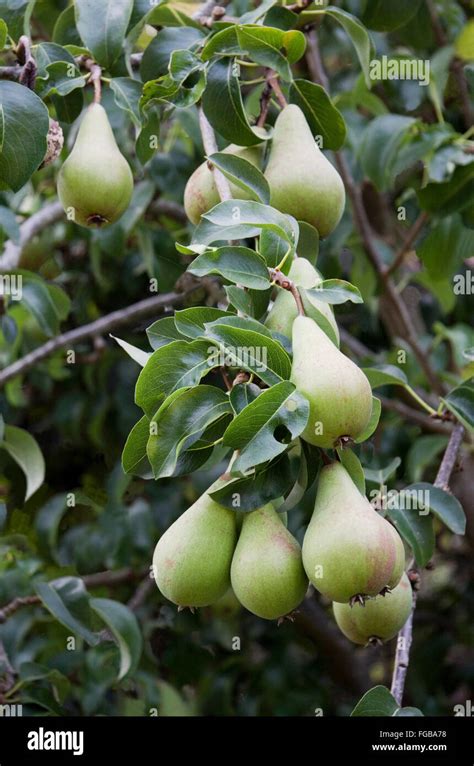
(290, 315, 372, 448)
(265, 257, 339, 344)
(333, 572, 413, 645)
(264, 105, 345, 237)
(302, 463, 405, 603)
(153, 491, 237, 607)
(231, 505, 308, 619)
(57, 104, 133, 229)
(184, 143, 263, 224)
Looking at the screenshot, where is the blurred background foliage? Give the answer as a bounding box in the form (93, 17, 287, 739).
(0, 0, 473, 716)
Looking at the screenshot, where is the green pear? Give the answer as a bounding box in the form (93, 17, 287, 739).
(333, 572, 412, 645)
(290, 315, 372, 448)
(57, 103, 133, 229)
(265, 257, 339, 345)
(153, 491, 237, 607)
(264, 105, 345, 238)
(231, 504, 308, 620)
(184, 143, 263, 224)
(302, 463, 405, 603)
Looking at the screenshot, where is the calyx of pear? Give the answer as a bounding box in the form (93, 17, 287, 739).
(231, 504, 308, 620)
(153, 490, 237, 608)
(265, 257, 339, 345)
(290, 315, 372, 448)
(57, 103, 133, 229)
(184, 143, 263, 224)
(302, 463, 405, 604)
(333, 572, 413, 645)
(264, 105, 345, 238)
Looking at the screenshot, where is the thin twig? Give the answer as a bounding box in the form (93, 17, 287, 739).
(386, 212, 428, 277)
(17, 36, 37, 90)
(390, 424, 465, 705)
(0, 290, 193, 387)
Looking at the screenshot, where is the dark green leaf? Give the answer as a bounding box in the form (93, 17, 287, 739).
(289, 79, 346, 150)
(351, 686, 399, 717)
(1, 425, 45, 501)
(208, 152, 270, 204)
(75, 0, 134, 69)
(90, 598, 143, 680)
(188, 246, 271, 289)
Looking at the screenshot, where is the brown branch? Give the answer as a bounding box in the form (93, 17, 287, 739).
(378, 396, 453, 435)
(0, 65, 22, 79)
(0, 289, 193, 387)
(390, 423, 465, 706)
(386, 212, 428, 277)
(268, 73, 288, 110)
(16, 36, 37, 90)
(270, 268, 305, 315)
(0, 568, 144, 624)
(0, 199, 187, 271)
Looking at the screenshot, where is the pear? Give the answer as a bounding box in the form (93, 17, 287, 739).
(302, 463, 405, 603)
(57, 103, 133, 229)
(265, 257, 339, 344)
(184, 143, 263, 224)
(290, 315, 372, 448)
(333, 572, 413, 645)
(231, 504, 308, 620)
(264, 105, 345, 238)
(153, 491, 237, 608)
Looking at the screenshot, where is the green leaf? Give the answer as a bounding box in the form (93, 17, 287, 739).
(418, 162, 474, 216)
(306, 279, 363, 305)
(146, 317, 188, 350)
(20, 278, 60, 337)
(296, 223, 319, 265)
(35, 494, 69, 560)
(140, 27, 204, 82)
(2, 425, 45, 501)
(418, 215, 474, 280)
(0, 81, 49, 192)
(441, 378, 474, 431)
(209, 453, 296, 511)
(188, 246, 271, 290)
(90, 598, 142, 680)
(289, 79, 346, 150)
(204, 322, 291, 386)
(223, 381, 310, 473)
(406, 482, 466, 535)
(148, 385, 231, 478)
(111, 335, 150, 367)
(229, 382, 262, 415)
(336, 449, 365, 495)
(75, 0, 134, 69)
(351, 686, 399, 717)
(136, 105, 160, 165)
(225, 285, 271, 320)
(0, 205, 20, 244)
(201, 58, 265, 146)
(359, 115, 416, 191)
(324, 7, 373, 88)
(364, 456, 401, 483)
(201, 199, 298, 246)
(0, 19, 6, 50)
(35, 577, 98, 645)
(110, 77, 142, 126)
(361, 0, 423, 32)
(122, 415, 152, 478)
(362, 364, 408, 388)
(174, 307, 232, 339)
(388, 503, 435, 567)
(135, 340, 213, 418)
(406, 435, 449, 483)
(0, 0, 29, 40)
(394, 707, 424, 717)
(208, 152, 270, 205)
(355, 397, 382, 443)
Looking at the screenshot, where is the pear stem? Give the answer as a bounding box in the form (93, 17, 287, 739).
(404, 385, 438, 416)
(88, 62, 102, 103)
(269, 269, 305, 316)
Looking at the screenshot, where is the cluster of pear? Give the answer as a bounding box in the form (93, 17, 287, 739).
(184, 104, 346, 238)
(57, 103, 133, 229)
(152, 463, 411, 644)
(153, 104, 412, 643)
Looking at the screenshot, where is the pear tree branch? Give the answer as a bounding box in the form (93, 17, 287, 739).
(0, 199, 186, 271)
(390, 423, 465, 706)
(0, 288, 196, 387)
